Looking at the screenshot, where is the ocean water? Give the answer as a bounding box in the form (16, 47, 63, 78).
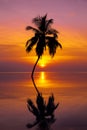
(0, 72, 87, 130)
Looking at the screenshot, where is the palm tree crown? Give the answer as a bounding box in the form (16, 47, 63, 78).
(26, 14, 62, 58)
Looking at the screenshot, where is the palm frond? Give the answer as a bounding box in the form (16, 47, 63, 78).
(32, 14, 48, 32)
(46, 36, 62, 56)
(57, 42, 62, 49)
(46, 19, 53, 30)
(47, 29, 58, 34)
(46, 28, 58, 38)
(32, 15, 43, 29)
(26, 26, 39, 33)
(26, 36, 38, 52)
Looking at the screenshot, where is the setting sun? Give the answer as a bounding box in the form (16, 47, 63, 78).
(39, 59, 46, 68)
(38, 56, 51, 68)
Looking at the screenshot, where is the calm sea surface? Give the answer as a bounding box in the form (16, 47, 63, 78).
(0, 72, 87, 130)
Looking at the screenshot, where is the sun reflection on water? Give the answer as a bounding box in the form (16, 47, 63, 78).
(41, 71, 45, 80)
(38, 71, 46, 85)
(35, 71, 50, 88)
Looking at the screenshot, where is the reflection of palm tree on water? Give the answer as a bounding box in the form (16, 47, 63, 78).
(25, 14, 62, 127)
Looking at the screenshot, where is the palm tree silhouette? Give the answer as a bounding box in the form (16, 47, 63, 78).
(25, 14, 62, 94)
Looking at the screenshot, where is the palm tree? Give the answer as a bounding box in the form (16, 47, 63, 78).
(25, 14, 62, 94)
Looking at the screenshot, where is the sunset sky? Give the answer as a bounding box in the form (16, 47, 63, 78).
(0, 0, 87, 72)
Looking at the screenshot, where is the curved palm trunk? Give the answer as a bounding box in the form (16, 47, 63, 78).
(31, 56, 40, 94)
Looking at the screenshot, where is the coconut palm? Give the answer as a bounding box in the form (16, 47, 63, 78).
(25, 14, 62, 94)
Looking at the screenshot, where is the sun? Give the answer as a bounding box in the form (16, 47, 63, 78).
(38, 56, 50, 68)
(39, 60, 46, 68)
(40, 64, 45, 68)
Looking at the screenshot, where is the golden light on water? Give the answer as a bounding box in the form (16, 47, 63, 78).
(36, 71, 49, 88)
(39, 71, 45, 84)
(36, 72, 60, 88)
(41, 71, 45, 80)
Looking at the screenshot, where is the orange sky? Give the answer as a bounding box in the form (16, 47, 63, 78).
(0, 0, 87, 72)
